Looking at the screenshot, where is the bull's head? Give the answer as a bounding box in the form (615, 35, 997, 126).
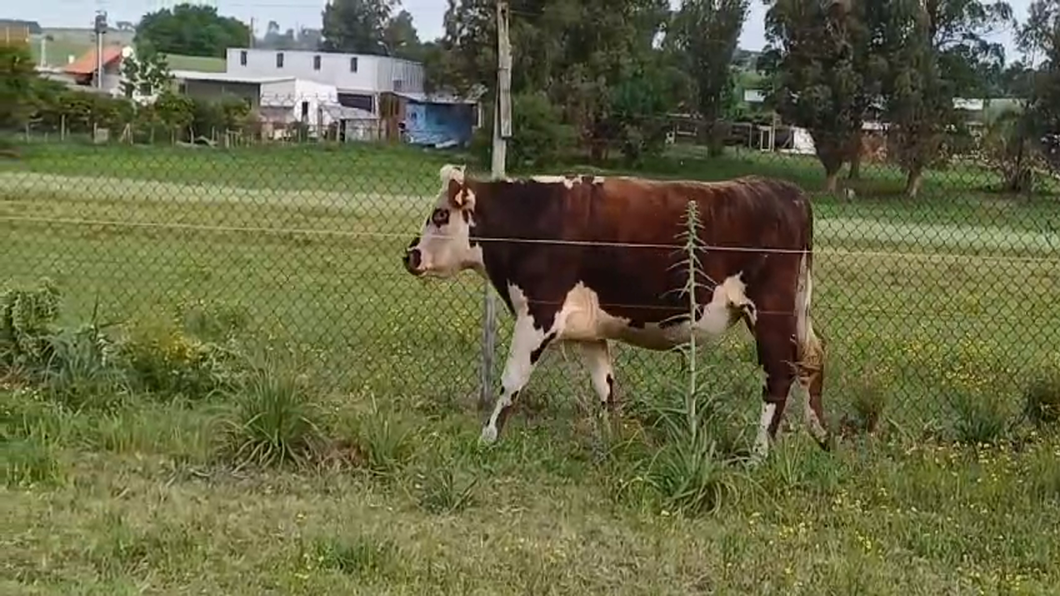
(403, 164, 484, 278)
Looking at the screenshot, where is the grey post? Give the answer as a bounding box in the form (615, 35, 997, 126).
(480, 0, 512, 410)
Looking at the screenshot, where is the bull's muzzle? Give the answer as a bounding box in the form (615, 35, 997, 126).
(403, 239, 424, 275)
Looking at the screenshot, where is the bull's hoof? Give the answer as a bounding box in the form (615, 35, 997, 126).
(479, 424, 498, 445)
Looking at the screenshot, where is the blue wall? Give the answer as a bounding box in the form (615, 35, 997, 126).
(402, 101, 475, 148)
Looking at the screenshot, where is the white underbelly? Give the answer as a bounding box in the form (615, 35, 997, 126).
(553, 280, 749, 351)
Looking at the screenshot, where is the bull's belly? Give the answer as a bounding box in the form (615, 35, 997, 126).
(554, 282, 742, 351)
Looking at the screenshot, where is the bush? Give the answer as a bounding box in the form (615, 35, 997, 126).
(1023, 367, 1060, 429)
(218, 351, 325, 469)
(1, 278, 62, 376)
(472, 91, 577, 170)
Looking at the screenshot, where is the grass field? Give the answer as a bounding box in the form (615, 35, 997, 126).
(3, 140, 1060, 593)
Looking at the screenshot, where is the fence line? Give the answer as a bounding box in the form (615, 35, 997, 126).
(2, 214, 1058, 266)
(2, 123, 1059, 434)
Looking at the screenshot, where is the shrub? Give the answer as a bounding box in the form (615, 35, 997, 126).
(325, 400, 415, 478)
(471, 91, 576, 170)
(948, 390, 1011, 446)
(1, 277, 62, 376)
(115, 321, 241, 399)
(1022, 366, 1060, 429)
(218, 352, 325, 469)
(39, 323, 128, 412)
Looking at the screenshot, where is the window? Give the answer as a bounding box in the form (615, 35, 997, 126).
(300, 101, 309, 120)
(313, 55, 321, 70)
(275, 52, 284, 68)
(393, 79, 404, 92)
(349, 57, 358, 72)
(239, 51, 247, 66)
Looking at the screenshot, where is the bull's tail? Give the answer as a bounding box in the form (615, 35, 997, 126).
(795, 248, 830, 450)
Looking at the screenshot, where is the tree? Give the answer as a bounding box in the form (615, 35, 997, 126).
(383, 10, 423, 60)
(435, 0, 672, 163)
(135, 4, 252, 58)
(762, 0, 883, 192)
(669, 0, 750, 156)
(0, 43, 37, 131)
(877, 0, 1013, 197)
(120, 48, 173, 100)
(1022, 1, 1060, 136)
(320, 0, 398, 54)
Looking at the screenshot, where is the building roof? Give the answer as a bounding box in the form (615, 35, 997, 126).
(391, 91, 478, 105)
(170, 69, 296, 84)
(64, 45, 124, 75)
(320, 103, 375, 120)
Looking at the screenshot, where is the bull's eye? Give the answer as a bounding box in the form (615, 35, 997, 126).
(430, 208, 450, 227)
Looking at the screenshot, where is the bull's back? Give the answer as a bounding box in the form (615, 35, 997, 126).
(548, 175, 809, 327)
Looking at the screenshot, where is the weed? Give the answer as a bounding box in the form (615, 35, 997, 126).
(409, 465, 479, 515)
(40, 323, 128, 412)
(312, 534, 401, 579)
(948, 389, 1011, 446)
(330, 400, 416, 478)
(0, 277, 61, 372)
(841, 366, 889, 437)
(2, 432, 65, 488)
(176, 297, 251, 343)
(115, 320, 241, 400)
(218, 352, 324, 470)
(1021, 367, 1060, 429)
(637, 200, 744, 516)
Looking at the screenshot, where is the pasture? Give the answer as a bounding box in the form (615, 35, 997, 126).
(3, 140, 1060, 594)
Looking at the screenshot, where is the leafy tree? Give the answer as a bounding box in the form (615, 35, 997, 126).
(120, 48, 173, 99)
(669, 0, 750, 156)
(1021, 1, 1060, 138)
(762, 0, 883, 192)
(880, 0, 1013, 197)
(383, 10, 423, 60)
(436, 0, 672, 163)
(135, 4, 252, 58)
(320, 0, 398, 54)
(0, 43, 37, 131)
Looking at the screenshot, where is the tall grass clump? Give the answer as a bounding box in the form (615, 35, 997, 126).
(218, 348, 325, 470)
(1022, 366, 1060, 430)
(637, 200, 744, 516)
(947, 389, 1011, 446)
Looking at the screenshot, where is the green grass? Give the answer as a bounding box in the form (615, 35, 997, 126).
(2, 139, 1060, 592)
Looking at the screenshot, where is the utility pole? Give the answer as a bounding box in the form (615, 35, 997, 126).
(479, 0, 512, 411)
(93, 11, 107, 89)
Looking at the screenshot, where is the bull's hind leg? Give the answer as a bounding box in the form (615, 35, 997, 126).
(578, 340, 617, 411)
(480, 312, 556, 445)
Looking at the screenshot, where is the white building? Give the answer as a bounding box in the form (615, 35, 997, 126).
(224, 47, 424, 116)
(170, 69, 372, 139)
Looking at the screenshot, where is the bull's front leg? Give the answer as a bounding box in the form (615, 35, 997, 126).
(480, 311, 556, 444)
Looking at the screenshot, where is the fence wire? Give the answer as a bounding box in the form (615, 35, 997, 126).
(3, 97, 1060, 438)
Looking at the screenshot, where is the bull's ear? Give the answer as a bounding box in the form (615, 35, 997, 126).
(439, 163, 466, 184)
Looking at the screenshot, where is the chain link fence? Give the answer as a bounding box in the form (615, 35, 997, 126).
(3, 95, 1059, 439)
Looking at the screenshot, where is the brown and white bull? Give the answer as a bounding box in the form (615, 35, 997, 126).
(402, 164, 831, 459)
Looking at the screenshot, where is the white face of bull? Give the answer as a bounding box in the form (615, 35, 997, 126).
(402, 164, 485, 278)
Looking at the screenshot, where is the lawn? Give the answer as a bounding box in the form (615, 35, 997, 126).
(3, 140, 1060, 593)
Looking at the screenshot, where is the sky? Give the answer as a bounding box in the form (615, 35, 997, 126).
(9, 0, 1034, 59)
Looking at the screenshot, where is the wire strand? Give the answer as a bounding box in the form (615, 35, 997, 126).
(2, 214, 1058, 265)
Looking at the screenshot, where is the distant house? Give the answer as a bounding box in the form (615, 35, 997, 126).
(170, 69, 363, 140)
(61, 45, 126, 95)
(221, 47, 480, 143)
(381, 91, 481, 148)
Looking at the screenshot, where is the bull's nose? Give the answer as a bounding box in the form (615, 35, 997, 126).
(404, 247, 423, 274)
